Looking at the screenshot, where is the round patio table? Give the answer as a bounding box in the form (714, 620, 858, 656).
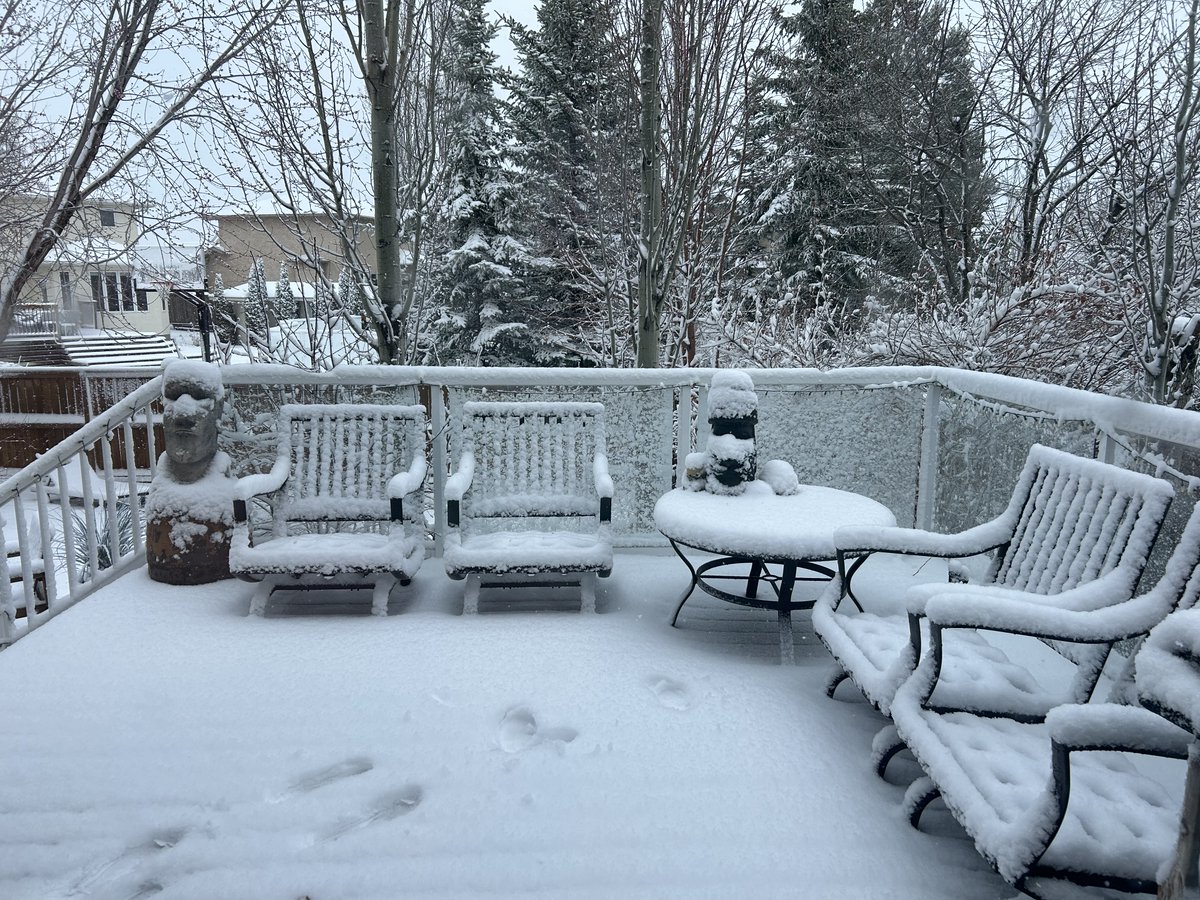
(654, 481, 896, 663)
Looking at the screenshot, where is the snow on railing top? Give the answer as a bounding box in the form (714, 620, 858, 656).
(200, 364, 1200, 448)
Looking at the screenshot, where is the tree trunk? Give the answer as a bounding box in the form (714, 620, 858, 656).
(364, 0, 406, 364)
(636, 0, 664, 368)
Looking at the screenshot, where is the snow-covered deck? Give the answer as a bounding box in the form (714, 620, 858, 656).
(0, 551, 1008, 899)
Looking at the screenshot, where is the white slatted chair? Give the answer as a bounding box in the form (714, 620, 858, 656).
(814, 444, 1175, 722)
(444, 401, 614, 613)
(885, 504, 1200, 898)
(4, 515, 49, 618)
(231, 403, 427, 616)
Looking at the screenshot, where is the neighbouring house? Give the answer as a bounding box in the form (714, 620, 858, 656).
(0, 196, 180, 366)
(204, 210, 376, 317)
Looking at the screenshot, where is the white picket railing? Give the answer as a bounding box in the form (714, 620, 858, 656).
(0, 376, 163, 645)
(3, 363, 1200, 649)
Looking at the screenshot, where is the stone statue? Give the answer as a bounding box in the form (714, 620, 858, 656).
(146, 360, 235, 585)
(161, 365, 223, 483)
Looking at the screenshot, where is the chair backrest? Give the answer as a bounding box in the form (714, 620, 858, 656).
(276, 403, 425, 521)
(990, 445, 1174, 594)
(460, 401, 606, 518)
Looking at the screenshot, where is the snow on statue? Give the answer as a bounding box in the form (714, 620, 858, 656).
(146, 360, 236, 584)
(684, 370, 799, 496)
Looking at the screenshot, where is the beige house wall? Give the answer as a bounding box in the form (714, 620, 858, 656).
(5, 197, 171, 335)
(204, 213, 376, 295)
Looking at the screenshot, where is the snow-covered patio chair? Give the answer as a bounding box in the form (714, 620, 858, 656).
(444, 401, 614, 614)
(886, 506, 1200, 898)
(4, 515, 49, 617)
(813, 444, 1174, 721)
(231, 403, 427, 616)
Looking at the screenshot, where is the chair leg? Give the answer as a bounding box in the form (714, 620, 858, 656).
(248, 579, 275, 616)
(902, 776, 941, 829)
(372, 574, 396, 617)
(824, 666, 851, 698)
(463, 575, 481, 615)
(580, 572, 597, 614)
(871, 724, 907, 780)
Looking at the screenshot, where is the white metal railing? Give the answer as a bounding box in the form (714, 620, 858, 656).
(4, 364, 1200, 649)
(0, 376, 162, 645)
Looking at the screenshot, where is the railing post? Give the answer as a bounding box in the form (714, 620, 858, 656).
(915, 382, 942, 531)
(0, 515, 11, 646)
(432, 385, 447, 557)
(675, 386, 691, 488)
(1097, 430, 1117, 465)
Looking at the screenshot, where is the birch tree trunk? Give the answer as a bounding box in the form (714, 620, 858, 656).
(636, 0, 664, 368)
(363, 0, 410, 364)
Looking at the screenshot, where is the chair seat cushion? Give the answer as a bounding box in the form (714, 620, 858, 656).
(444, 529, 612, 577)
(230, 529, 423, 578)
(813, 606, 1077, 717)
(891, 699, 1184, 885)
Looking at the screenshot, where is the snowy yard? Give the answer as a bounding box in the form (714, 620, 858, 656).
(0, 550, 1013, 900)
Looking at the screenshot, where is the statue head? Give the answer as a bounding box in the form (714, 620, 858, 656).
(161, 361, 223, 483)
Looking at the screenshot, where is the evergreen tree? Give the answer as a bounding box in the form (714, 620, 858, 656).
(243, 258, 268, 357)
(209, 272, 239, 345)
(337, 267, 362, 320)
(505, 0, 636, 360)
(275, 262, 295, 321)
(736, 0, 986, 341)
(739, 0, 866, 326)
(435, 0, 530, 365)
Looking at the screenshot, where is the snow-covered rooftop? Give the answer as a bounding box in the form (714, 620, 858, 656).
(0, 555, 1008, 899)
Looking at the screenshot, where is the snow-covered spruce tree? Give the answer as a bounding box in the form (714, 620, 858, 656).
(505, 0, 638, 363)
(431, 0, 531, 365)
(736, 0, 866, 330)
(208, 272, 238, 347)
(336, 267, 363, 321)
(274, 261, 295, 322)
(243, 258, 269, 359)
(727, 0, 988, 368)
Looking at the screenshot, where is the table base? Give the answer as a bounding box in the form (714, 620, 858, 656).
(667, 540, 837, 665)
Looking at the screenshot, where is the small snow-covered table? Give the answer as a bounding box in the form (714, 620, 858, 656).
(654, 481, 896, 663)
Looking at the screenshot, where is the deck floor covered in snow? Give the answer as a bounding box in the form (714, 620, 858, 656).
(0, 551, 1009, 899)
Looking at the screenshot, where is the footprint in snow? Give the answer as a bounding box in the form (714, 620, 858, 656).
(66, 828, 186, 897)
(648, 676, 690, 711)
(320, 785, 424, 842)
(498, 707, 578, 754)
(272, 756, 374, 802)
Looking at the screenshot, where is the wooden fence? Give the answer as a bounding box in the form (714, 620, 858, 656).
(0, 370, 160, 470)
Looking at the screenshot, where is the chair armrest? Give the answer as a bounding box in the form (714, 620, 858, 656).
(445, 450, 474, 502)
(1047, 704, 1191, 757)
(593, 453, 615, 500)
(234, 456, 290, 502)
(388, 455, 428, 499)
(1138, 610, 1200, 735)
(909, 568, 1139, 617)
(923, 582, 1173, 645)
(834, 517, 1013, 558)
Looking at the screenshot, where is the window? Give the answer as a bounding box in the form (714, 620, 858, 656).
(60, 272, 73, 310)
(103, 274, 119, 311)
(99, 209, 116, 227)
(91, 272, 136, 312)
